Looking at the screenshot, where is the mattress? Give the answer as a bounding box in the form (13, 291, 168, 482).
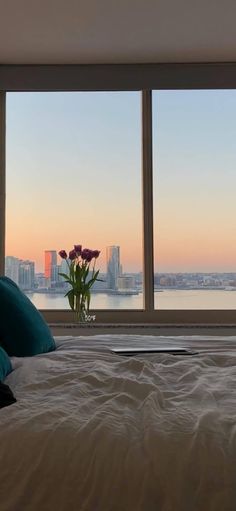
(1, 334, 236, 511)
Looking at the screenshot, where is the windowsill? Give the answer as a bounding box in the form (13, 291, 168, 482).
(50, 323, 236, 336)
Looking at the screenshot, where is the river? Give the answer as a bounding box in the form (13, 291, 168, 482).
(25, 289, 236, 309)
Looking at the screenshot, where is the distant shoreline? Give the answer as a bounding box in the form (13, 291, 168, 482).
(25, 287, 236, 294)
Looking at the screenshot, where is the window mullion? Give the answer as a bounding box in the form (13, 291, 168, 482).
(0, 91, 6, 276)
(142, 89, 154, 311)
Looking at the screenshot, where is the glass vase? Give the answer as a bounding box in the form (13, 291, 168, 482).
(74, 294, 87, 323)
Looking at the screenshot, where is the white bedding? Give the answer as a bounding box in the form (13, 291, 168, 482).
(1, 334, 236, 511)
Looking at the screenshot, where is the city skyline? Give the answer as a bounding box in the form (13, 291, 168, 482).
(5, 245, 236, 276)
(5, 244, 236, 279)
(5, 90, 236, 273)
(5, 245, 140, 294)
(5, 249, 236, 314)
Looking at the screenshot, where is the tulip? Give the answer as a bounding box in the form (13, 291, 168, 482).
(69, 249, 77, 260)
(92, 250, 100, 259)
(81, 248, 90, 260)
(58, 250, 67, 259)
(74, 244, 82, 255)
(58, 243, 101, 319)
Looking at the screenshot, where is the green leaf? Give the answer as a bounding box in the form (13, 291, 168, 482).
(75, 264, 82, 284)
(69, 262, 76, 283)
(84, 265, 90, 281)
(92, 270, 99, 281)
(58, 272, 71, 281)
(65, 289, 75, 311)
(83, 290, 91, 311)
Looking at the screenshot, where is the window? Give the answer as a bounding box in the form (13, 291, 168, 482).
(5, 92, 143, 310)
(153, 90, 236, 310)
(1, 63, 236, 323)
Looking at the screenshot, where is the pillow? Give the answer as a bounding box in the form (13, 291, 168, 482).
(0, 346, 12, 381)
(0, 277, 56, 357)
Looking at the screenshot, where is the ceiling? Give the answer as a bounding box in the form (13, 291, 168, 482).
(1, 0, 236, 64)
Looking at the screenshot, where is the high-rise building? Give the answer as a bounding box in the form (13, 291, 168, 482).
(44, 250, 57, 282)
(18, 260, 35, 290)
(60, 258, 69, 278)
(35, 272, 48, 290)
(5, 256, 20, 284)
(106, 246, 121, 290)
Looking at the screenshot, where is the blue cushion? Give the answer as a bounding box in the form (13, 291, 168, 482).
(0, 277, 56, 357)
(0, 346, 12, 381)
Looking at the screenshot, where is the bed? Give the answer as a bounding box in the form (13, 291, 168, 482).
(1, 334, 236, 511)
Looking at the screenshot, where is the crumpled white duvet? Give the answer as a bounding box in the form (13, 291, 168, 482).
(1, 334, 236, 511)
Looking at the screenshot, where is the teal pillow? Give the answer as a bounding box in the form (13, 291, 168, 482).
(0, 277, 56, 357)
(0, 346, 12, 380)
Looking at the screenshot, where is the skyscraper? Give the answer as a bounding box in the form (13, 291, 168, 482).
(18, 260, 35, 290)
(106, 246, 121, 290)
(5, 256, 35, 289)
(44, 250, 57, 281)
(5, 256, 20, 284)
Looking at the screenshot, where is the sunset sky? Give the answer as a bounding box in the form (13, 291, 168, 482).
(5, 90, 236, 274)
(153, 90, 236, 272)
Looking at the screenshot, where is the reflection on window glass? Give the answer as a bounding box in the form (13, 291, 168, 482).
(153, 90, 236, 309)
(6, 92, 143, 309)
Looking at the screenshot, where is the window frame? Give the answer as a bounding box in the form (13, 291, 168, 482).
(1, 63, 236, 325)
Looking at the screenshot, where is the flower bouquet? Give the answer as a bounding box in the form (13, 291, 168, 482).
(58, 245, 101, 322)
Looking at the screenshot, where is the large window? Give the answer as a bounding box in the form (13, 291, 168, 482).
(5, 92, 143, 309)
(153, 90, 236, 309)
(1, 63, 236, 323)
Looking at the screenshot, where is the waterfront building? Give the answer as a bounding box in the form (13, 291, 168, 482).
(106, 246, 121, 290)
(117, 275, 136, 292)
(44, 250, 57, 284)
(59, 259, 69, 278)
(35, 273, 48, 289)
(5, 256, 20, 284)
(18, 260, 35, 290)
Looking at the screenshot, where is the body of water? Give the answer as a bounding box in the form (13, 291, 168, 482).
(26, 289, 236, 310)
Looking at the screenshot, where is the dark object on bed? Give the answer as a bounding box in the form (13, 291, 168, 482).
(0, 346, 12, 380)
(0, 276, 56, 357)
(111, 347, 199, 356)
(0, 381, 17, 408)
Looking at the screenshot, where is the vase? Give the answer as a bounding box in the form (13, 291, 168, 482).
(74, 309, 96, 323)
(70, 293, 96, 324)
(75, 308, 87, 323)
(74, 294, 88, 323)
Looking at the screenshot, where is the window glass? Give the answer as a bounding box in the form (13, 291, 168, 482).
(6, 92, 143, 309)
(153, 90, 236, 309)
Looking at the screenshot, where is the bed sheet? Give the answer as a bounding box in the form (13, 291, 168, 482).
(1, 334, 236, 511)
